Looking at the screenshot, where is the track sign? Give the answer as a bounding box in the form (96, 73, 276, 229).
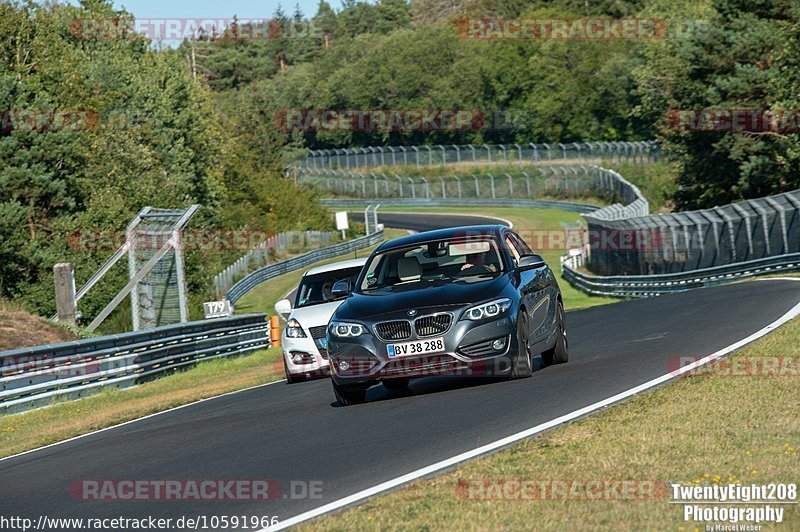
(204, 300, 233, 319)
(335, 211, 349, 231)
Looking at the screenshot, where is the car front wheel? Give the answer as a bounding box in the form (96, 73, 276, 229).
(542, 301, 568, 366)
(510, 310, 533, 379)
(332, 381, 367, 406)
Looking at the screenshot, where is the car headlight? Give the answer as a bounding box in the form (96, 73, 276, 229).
(286, 318, 307, 338)
(329, 321, 365, 338)
(462, 298, 512, 321)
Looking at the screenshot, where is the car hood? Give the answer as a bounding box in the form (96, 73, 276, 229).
(336, 274, 513, 320)
(288, 300, 344, 328)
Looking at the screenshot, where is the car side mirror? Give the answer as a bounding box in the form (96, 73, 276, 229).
(331, 279, 352, 299)
(274, 299, 292, 321)
(517, 254, 546, 270)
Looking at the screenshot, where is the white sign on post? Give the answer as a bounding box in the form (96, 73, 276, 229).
(203, 300, 233, 319)
(335, 211, 349, 239)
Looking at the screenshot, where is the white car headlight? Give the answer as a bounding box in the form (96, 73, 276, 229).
(286, 318, 307, 338)
(329, 321, 364, 338)
(462, 298, 512, 321)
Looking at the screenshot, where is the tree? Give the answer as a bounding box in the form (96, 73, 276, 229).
(636, 0, 800, 208)
(313, 0, 337, 48)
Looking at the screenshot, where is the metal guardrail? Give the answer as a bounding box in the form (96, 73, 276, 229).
(0, 314, 269, 415)
(561, 253, 800, 298)
(213, 230, 336, 299)
(226, 230, 385, 305)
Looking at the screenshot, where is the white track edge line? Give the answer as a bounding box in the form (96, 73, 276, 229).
(0, 379, 286, 463)
(266, 287, 800, 531)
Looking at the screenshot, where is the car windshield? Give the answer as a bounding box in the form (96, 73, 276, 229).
(295, 266, 363, 308)
(358, 236, 505, 292)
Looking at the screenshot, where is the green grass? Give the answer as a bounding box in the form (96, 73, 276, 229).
(302, 306, 800, 531)
(603, 161, 679, 212)
(0, 348, 285, 458)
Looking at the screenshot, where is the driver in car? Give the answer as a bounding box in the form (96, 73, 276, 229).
(460, 251, 497, 273)
(322, 278, 336, 301)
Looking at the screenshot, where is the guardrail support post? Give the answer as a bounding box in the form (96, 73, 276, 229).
(173, 228, 190, 323)
(54, 263, 78, 326)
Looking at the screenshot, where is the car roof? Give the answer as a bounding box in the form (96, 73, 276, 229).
(375, 225, 506, 252)
(304, 257, 368, 276)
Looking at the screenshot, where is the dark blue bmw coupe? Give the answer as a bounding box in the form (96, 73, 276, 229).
(326, 225, 568, 405)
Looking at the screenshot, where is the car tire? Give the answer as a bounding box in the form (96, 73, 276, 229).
(382, 378, 409, 390)
(283, 356, 301, 384)
(332, 381, 367, 406)
(542, 301, 568, 366)
(510, 310, 533, 379)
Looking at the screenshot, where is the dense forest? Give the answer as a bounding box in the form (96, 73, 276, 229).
(0, 0, 798, 321)
(0, 0, 330, 321)
(187, 0, 799, 210)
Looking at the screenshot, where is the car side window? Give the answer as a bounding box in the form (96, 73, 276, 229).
(504, 234, 521, 265)
(510, 232, 533, 255)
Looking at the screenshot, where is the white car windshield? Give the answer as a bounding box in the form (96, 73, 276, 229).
(295, 266, 363, 308)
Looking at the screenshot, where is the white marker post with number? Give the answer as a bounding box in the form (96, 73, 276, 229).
(203, 300, 233, 319)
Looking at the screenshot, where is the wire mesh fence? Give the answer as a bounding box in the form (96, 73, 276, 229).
(299, 166, 646, 211)
(314, 162, 798, 277)
(294, 141, 660, 171)
(128, 208, 197, 330)
(584, 189, 800, 275)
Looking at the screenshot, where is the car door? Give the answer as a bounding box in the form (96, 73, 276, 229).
(507, 231, 553, 343)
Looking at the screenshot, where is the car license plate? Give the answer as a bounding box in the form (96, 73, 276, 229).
(387, 337, 445, 358)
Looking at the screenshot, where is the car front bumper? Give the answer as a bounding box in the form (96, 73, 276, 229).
(281, 333, 330, 377)
(328, 311, 518, 386)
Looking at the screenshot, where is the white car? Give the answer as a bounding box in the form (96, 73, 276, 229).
(274, 258, 367, 383)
